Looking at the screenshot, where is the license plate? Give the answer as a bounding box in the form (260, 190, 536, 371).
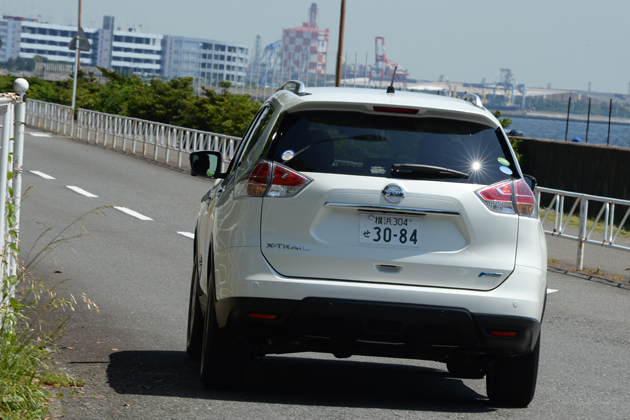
(359, 214, 421, 247)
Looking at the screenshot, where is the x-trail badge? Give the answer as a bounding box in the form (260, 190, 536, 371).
(382, 183, 406, 203)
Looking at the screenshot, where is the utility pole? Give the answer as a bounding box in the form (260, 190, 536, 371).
(335, 0, 346, 87)
(77, 0, 82, 70)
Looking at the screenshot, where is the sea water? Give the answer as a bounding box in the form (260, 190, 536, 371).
(508, 116, 630, 148)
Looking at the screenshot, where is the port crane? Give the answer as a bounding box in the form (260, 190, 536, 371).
(368, 37, 408, 89)
(251, 40, 282, 86)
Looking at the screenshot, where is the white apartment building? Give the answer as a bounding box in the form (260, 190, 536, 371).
(111, 30, 163, 75)
(1, 15, 248, 82)
(18, 19, 99, 65)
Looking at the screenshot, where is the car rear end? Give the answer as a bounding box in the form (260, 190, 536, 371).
(213, 88, 547, 361)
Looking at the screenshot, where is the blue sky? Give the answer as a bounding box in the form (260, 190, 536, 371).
(4, 0, 629, 93)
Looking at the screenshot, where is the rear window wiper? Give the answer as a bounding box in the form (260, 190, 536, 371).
(391, 164, 469, 179)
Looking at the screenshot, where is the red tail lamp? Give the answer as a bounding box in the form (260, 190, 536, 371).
(248, 313, 279, 320)
(488, 330, 518, 337)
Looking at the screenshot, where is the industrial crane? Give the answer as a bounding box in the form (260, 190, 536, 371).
(251, 40, 282, 86)
(369, 37, 409, 89)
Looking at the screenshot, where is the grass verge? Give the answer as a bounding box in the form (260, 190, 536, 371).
(1, 208, 104, 419)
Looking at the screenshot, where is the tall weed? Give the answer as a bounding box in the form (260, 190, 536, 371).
(1, 208, 103, 419)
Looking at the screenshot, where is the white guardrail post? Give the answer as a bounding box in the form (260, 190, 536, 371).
(537, 187, 630, 270)
(11, 80, 28, 278)
(577, 197, 588, 270)
(0, 96, 15, 277)
(1, 79, 28, 324)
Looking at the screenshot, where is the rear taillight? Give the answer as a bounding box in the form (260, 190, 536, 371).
(246, 160, 272, 196)
(267, 163, 312, 197)
(476, 179, 537, 218)
(514, 179, 536, 216)
(242, 160, 312, 198)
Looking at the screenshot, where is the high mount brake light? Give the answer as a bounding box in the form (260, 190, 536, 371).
(373, 106, 419, 115)
(476, 179, 538, 218)
(245, 160, 312, 198)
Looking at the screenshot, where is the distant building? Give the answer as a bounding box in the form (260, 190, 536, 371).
(0, 18, 21, 62)
(162, 36, 248, 84)
(95, 16, 114, 68)
(282, 3, 329, 75)
(3, 16, 99, 65)
(0, 15, 248, 82)
(111, 27, 164, 75)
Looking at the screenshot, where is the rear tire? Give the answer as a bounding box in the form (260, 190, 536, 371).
(199, 251, 247, 389)
(186, 253, 204, 360)
(486, 333, 540, 407)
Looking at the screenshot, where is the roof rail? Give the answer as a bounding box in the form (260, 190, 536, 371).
(462, 93, 484, 109)
(277, 80, 310, 96)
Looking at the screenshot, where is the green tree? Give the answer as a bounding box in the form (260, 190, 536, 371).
(0, 71, 262, 138)
(492, 110, 512, 129)
(184, 87, 261, 137)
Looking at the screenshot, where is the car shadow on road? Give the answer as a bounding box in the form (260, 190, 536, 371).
(106, 350, 495, 413)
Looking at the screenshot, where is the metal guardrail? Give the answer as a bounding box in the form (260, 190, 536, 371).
(537, 187, 630, 270)
(25, 100, 241, 169)
(26, 99, 74, 136)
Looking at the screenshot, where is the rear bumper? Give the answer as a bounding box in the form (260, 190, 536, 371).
(216, 296, 540, 358)
(213, 246, 547, 322)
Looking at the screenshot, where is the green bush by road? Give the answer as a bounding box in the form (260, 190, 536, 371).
(0, 69, 262, 138)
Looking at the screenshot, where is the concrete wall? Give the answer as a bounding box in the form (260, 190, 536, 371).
(516, 138, 630, 201)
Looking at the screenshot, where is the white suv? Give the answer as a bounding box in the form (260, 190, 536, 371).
(186, 81, 547, 407)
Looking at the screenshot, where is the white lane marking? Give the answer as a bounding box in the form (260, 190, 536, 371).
(547, 289, 559, 294)
(177, 231, 195, 239)
(114, 206, 153, 221)
(66, 186, 98, 198)
(28, 132, 51, 137)
(29, 170, 56, 180)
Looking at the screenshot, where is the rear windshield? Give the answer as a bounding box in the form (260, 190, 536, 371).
(267, 110, 517, 185)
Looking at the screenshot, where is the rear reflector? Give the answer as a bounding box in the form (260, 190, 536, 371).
(373, 106, 419, 115)
(488, 330, 518, 337)
(476, 179, 538, 218)
(248, 313, 279, 320)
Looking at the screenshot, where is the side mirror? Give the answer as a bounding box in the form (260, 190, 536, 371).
(190, 151, 223, 178)
(523, 174, 537, 191)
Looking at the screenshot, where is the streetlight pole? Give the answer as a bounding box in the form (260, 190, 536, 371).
(71, 0, 81, 113)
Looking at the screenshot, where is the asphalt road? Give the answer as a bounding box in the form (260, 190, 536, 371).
(19, 128, 630, 419)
